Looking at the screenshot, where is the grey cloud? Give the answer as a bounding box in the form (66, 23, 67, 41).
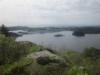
(31, 0, 100, 15)
(72, 0, 100, 14)
(0, 0, 100, 26)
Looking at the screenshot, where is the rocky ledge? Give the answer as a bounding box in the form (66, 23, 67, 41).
(27, 50, 68, 66)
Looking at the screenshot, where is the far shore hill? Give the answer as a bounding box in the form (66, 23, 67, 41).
(8, 26, 100, 34)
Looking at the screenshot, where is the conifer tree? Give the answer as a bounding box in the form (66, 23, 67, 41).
(0, 24, 9, 36)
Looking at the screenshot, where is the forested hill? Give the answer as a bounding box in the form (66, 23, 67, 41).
(8, 26, 100, 34)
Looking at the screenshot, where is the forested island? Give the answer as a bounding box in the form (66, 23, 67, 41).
(0, 24, 100, 75)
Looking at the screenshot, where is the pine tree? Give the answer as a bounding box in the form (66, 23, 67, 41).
(0, 24, 9, 37)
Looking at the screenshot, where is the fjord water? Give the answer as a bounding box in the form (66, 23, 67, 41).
(16, 31, 100, 52)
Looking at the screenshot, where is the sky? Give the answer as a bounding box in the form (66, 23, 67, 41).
(0, 0, 100, 27)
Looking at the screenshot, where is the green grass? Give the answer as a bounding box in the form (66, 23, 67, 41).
(0, 58, 33, 75)
(30, 45, 45, 53)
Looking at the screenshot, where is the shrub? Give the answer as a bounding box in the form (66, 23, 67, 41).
(0, 34, 31, 65)
(0, 24, 10, 37)
(67, 65, 91, 75)
(83, 47, 100, 61)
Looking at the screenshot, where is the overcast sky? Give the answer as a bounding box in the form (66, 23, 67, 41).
(0, 0, 100, 27)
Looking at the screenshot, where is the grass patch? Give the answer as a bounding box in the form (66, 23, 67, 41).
(30, 45, 45, 53)
(0, 58, 33, 75)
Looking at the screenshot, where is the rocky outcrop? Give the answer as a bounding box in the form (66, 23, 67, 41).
(28, 50, 68, 66)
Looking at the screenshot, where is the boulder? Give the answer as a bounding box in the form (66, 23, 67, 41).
(28, 50, 68, 66)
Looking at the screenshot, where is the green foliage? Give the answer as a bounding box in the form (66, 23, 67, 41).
(62, 48, 100, 75)
(0, 58, 33, 75)
(83, 47, 100, 61)
(30, 44, 46, 53)
(0, 34, 31, 65)
(67, 65, 91, 75)
(26, 61, 66, 75)
(0, 31, 100, 75)
(62, 50, 81, 64)
(93, 58, 100, 75)
(30, 45, 41, 52)
(0, 24, 10, 37)
(43, 63, 66, 75)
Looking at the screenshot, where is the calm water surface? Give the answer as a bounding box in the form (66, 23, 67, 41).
(16, 31, 100, 52)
